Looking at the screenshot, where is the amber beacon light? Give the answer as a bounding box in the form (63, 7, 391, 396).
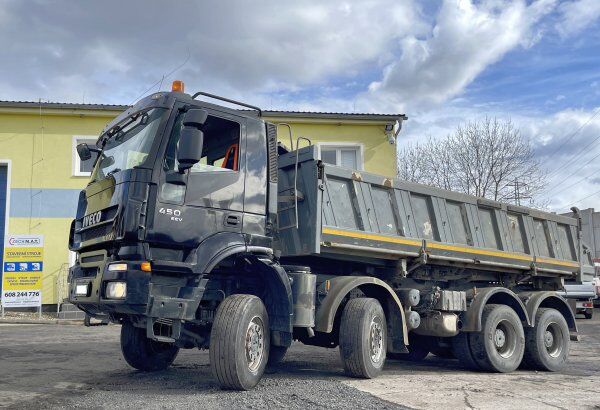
(172, 80, 185, 92)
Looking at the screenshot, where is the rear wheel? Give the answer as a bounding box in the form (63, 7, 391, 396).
(120, 321, 179, 371)
(522, 308, 569, 371)
(209, 294, 270, 390)
(584, 309, 593, 320)
(469, 304, 524, 373)
(452, 332, 480, 370)
(339, 298, 387, 378)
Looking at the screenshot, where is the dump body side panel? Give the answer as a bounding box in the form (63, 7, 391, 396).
(278, 152, 581, 279)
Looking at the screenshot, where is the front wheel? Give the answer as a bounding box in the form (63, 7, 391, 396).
(120, 321, 179, 371)
(209, 294, 270, 390)
(469, 304, 525, 373)
(339, 298, 387, 378)
(522, 308, 570, 371)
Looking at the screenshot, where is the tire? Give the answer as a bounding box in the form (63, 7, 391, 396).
(451, 332, 480, 370)
(522, 308, 570, 371)
(339, 298, 387, 378)
(387, 334, 429, 362)
(584, 309, 593, 320)
(209, 294, 270, 390)
(469, 304, 525, 373)
(120, 321, 179, 371)
(267, 345, 288, 368)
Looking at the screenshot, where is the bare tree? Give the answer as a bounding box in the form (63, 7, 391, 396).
(398, 117, 547, 207)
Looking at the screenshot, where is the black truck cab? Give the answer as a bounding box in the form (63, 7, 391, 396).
(68, 89, 280, 321)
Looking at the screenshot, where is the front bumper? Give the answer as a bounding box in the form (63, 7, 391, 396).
(68, 251, 205, 320)
(68, 252, 151, 316)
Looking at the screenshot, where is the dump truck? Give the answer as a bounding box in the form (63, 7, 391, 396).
(68, 82, 593, 390)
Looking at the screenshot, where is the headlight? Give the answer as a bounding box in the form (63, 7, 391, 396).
(105, 281, 127, 299)
(75, 283, 90, 296)
(108, 263, 128, 272)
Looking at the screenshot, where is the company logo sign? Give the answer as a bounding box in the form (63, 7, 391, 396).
(82, 211, 103, 228)
(5, 235, 44, 247)
(8, 237, 42, 246)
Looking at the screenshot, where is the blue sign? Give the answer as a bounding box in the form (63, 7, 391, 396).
(3, 262, 43, 272)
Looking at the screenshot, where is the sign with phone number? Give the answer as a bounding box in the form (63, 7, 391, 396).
(2, 290, 41, 306)
(1, 235, 44, 308)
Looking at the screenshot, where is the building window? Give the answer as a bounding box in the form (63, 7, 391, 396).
(319, 144, 363, 170)
(72, 136, 97, 177)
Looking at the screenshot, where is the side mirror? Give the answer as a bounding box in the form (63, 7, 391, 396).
(183, 109, 208, 128)
(177, 128, 204, 171)
(175, 109, 208, 172)
(76, 143, 92, 161)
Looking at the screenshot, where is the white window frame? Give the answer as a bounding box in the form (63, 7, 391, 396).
(72, 136, 98, 177)
(317, 142, 364, 170)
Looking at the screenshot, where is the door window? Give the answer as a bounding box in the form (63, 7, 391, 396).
(161, 112, 245, 210)
(164, 115, 240, 174)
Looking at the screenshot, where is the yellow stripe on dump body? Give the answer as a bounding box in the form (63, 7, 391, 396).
(321, 227, 579, 269)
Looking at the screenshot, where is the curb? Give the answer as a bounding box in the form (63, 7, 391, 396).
(0, 319, 83, 325)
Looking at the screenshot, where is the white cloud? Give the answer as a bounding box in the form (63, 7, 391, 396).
(0, 0, 427, 105)
(556, 0, 600, 37)
(361, 0, 557, 112)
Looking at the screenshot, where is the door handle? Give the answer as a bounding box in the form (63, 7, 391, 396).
(225, 214, 241, 227)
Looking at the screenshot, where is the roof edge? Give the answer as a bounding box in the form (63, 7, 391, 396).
(0, 100, 407, 122)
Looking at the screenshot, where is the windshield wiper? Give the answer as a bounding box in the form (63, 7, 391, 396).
(106, 168, 122, 178)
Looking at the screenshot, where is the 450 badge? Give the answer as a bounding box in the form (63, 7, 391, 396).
(159, 207, 183, 222)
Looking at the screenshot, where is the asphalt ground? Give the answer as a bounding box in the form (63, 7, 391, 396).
(0, 310, 598, 409)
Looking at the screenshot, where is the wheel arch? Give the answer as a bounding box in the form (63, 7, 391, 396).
(194, 232, 250, 274)
(242, 255, 294, 347)
(195, 238, 293, 347)
(462, 287, 531, 332)
(314, 276, 409, 350)
(521, 291, 577, 332)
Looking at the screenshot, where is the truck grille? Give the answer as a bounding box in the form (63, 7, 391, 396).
(80, 224, 113, 242)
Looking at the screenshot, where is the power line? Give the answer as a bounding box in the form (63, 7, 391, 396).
(568, 186, 600, 206)
(546, 129, 600, 181)
(128, 48, 191, 105)
(553, 165, 600, 196)
(544, 106, 600, 178)
(547, 146, 600, 191)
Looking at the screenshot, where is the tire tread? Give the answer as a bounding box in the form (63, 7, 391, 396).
(522, 307, 569, 371)
(339, 298, 386, 378)
(210, 294, 268, 390)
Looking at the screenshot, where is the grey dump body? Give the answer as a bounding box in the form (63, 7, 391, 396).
(279, 145, 584, 281)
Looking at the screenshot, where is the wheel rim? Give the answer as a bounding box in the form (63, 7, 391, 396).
(369, 315, 384, 364)
(544, 321, 563, 358)
(245, 316, 265, 372)
(493, 320, 517, 359)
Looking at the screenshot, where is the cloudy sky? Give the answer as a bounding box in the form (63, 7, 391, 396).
(0, 0, 599, 212)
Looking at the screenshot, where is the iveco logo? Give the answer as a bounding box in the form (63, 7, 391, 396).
(82, 211, 103, 228)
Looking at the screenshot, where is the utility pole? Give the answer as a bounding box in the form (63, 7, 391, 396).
(506, 179, 532, 206)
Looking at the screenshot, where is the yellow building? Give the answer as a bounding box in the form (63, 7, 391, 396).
(0, 100, 405, 306)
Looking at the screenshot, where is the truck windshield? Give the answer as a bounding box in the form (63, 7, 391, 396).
(90, 108, 166, 182)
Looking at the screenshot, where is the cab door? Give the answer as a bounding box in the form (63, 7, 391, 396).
(151, 108, 247, 249)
